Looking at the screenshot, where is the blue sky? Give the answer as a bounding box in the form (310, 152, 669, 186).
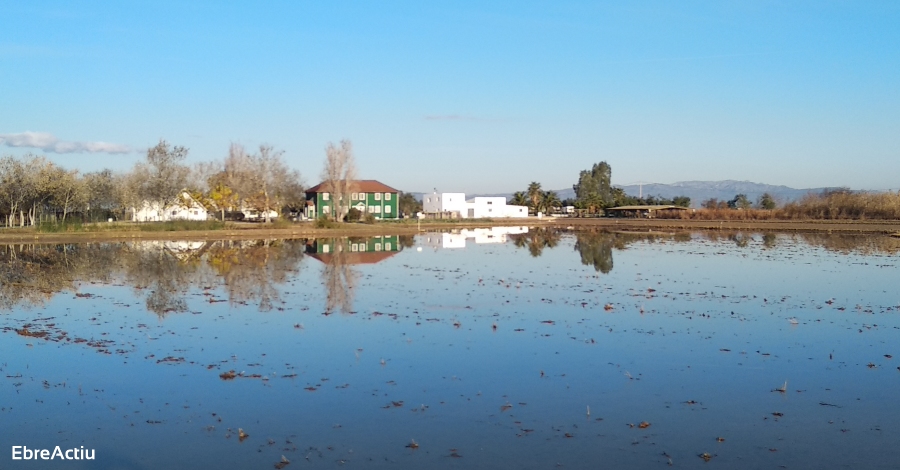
(2, 1, 898, 193)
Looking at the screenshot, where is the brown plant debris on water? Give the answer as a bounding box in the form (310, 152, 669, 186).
(699, 452, 713, 462)
(238, 428, 249, 442)
(274, 455, 290, 469)
(638, 421, 651, 429)
(406, 439, 419, 449)
(219, 370, 237, 380)
(16, 327, 48, 338)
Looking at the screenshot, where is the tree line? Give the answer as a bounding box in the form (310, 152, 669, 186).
(0, 139, 307, 227)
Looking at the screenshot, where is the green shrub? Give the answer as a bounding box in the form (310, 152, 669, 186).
(346, 208, 362, 222)
(314, 217, 337, 229)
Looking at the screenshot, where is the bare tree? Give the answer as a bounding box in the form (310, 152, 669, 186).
(135, 139, 190, 205)
(0, 156, 29, 226)
(249, 145, 282, 223)
(83, 169, 118, 221)
(48, 166, 86, 222)
(320, 140, 358, 220)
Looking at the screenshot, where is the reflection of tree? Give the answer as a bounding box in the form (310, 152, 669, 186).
(320, 239, 358, 315)
(207, 239, 306, 312)
(0, 239, 308, 316)
(122, 242, 203, 317)
(0, 244, 118, 309)
(511, 228, 562, 257)
(398, 235, 415, 249)
(574, 231, 615, 274)
(729, 232, 751, 248)
(796, 233, 900, 255)
(762, 233, 778, 249)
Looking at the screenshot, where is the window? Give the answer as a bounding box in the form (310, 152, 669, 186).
(375, 193, 381, 201)
(385, 206, 391, 213)
(487, 201, 493, 205)
(323, 206, 331, 214)
(323, 244, 330, 253)
(323, 193, 330, 201)
(385, 242, 392, 251)
(375, 243, 382, 251)
(351, 243, 358, 252)
(425, 197, 430, 203)
(385, 193, 392, 200)
(359, 192, 365, 200)
(369, 206, 375, 213)
(171, 210, 177, 216)
(374, 206, 381, 213)
(351, 193, 358, 200)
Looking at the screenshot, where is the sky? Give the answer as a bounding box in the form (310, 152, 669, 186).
(2, 1, 898, 193)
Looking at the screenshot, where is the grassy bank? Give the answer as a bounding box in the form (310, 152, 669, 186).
(36, 220, 227, 233)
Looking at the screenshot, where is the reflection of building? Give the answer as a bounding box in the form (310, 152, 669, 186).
(304, 180, 400, 220)
(133, 191, 209, 222)
(422, 192, 528, 219)
(422, 226, 529, 249)
(129, 240, 210, 261)
(305, 236, 401, 264)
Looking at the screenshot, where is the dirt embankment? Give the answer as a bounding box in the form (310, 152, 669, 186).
(0, 218, 898, 244)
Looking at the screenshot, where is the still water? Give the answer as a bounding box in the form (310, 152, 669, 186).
(1, 229, 899, 469)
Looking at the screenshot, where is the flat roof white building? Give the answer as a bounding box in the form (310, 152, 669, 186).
(422, 192, 528, 219)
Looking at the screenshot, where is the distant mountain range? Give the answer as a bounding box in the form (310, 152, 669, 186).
(414, 180, 844, 207)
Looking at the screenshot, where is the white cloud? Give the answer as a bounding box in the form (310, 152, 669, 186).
(0, 131, 131, 154)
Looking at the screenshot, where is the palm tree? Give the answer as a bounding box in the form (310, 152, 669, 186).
(511, 191, 528, 207)
(526, 182, 542, 214)
(540, 190, 561, 214)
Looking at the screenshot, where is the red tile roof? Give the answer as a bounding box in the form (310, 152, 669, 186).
(306, 180, 400, 194)
(306, 251, 399, 265)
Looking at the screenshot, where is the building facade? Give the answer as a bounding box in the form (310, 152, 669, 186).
(133, 191, 209, 222)
(305, 180, 400, 220)
(423, 192, 528, 219)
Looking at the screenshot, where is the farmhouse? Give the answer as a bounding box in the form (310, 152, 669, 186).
(305, 180, 400, 220)
(422, 192, 528, 219)
(132, 192, 208, 222)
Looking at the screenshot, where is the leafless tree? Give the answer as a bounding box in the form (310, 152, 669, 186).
(134, 139, 190, 206)
(48, 166, 86, 222)
(321, 239, 358, 314)
(320, 140, 358, 220)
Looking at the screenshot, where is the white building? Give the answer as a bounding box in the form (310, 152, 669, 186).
(422, 192, 467, 216)
(133, 192, 209, 222)
(422, 192, 528, 219)
(241, 208, 279, 221)
(421, 226, 529, 249)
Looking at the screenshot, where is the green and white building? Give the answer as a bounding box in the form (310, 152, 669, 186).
(305, 180, 400, 220)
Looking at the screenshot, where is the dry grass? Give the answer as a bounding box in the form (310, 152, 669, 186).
(660, 191, 900, 221)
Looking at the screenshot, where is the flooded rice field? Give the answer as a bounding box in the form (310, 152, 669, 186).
(2, 228, 899, 469)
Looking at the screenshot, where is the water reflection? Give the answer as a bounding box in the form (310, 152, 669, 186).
(0, 239, 308, 315)
(304, 236, 402, 314)
(510, 227, 561, 257)
(421, 226, 529, 249)
(0, 230, 895, 313)
(508, 228, 899, 273)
